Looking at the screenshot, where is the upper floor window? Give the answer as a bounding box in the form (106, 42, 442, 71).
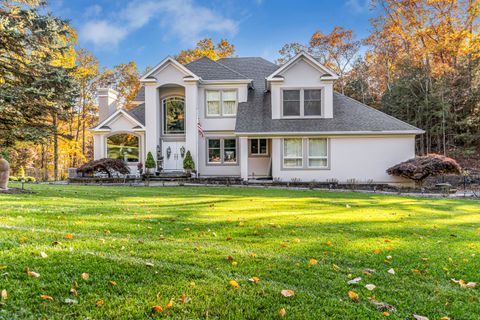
(107, 133, 139, 163)
(206, 90, 237, 117)
(282, 89, 322, 117)
(163, 96, 185, 135)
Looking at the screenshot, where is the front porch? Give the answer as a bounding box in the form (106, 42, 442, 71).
(240, 137, 273, 180)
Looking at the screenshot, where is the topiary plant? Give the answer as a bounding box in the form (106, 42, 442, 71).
(183, 151, 195, 172)
(145, 152, 156, 174)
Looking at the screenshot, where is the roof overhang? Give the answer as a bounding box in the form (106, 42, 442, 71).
(140, 57, 200, 82)
(234, 130, 424, 136)
(200, 79, 253, 85)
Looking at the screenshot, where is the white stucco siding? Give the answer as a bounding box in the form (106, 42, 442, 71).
(271, 58, 334, 119)
(248, 157, 271, 177)
(197, 134, 241, 177)
(271, 135, 415, 184)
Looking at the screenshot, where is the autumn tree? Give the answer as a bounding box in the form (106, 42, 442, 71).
(99, 62, 141, 109)
(175, 38, 235, 64)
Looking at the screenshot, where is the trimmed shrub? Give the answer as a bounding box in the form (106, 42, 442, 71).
(9, 176, 18, 181)
(145, 152, 156, 170)
(77, 158, 130, 178)
(387, 154, 462, 184)
(183, 151, 195, 171)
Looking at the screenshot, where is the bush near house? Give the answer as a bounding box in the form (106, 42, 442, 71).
(387, 154, 462, 184)
(183, 150, 195, 171)
(77, 158, 130, 178)
(145, 152, 156, 173)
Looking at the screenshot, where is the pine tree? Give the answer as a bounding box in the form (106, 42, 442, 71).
(183, 151, 195, 171)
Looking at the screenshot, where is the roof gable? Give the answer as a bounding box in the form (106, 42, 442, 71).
(140, 57, 199, 82)
(91, 108, 145, 132)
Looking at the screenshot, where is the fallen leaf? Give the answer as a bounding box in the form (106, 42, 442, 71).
(372, 301, 397, 312)
(440, 317, 450, 320)
(152, 305, 163, 313)
(348, 290, 359, 302)
(386, 255, 392, 260)
(40, 252, 48, 259)
(466, 282, 477, 288)
(65, 233, 74, 240)
(96, 299, 105, 307)
(145, 262, 154, 267)
(327, 240, 333, 246)
(308, 258, 318, 266)
(387, 268, 395, 275)
(1, 289, 7, 300)
(384, 239, 391, 243)
(64, 298, 78, 304)
(229, 280, 240, 289)
(383, 312, 390, 316)
(178, 294, 191, 304)
(231, 261, 237, 267)
(411, 269, 421, 274)
(40, 295, 54, 301)
(348, 277, 362, 285)
(110, 281, 117, 286)
(80, 273, 89, 280)
(281, 289, 295, 297)
(346, 204, 351, 208)
(278, 308, 286, 317)
(332, 264, 340, 272)
(365, 284, 376, 291)
(69, 287, 78, 296)
(28, 271, 40, 278)
(249, 276, 260, 284)
(227, 256, 234, 262)
(413, 315, 429, 320)
(165, 299, 173, 310)
(373, 249, 381, 254)
(250, 253, 257, 258)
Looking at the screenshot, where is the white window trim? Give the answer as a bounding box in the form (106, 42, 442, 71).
(307, 138, 329, 168)
(250, 138, 269, 156)
(282, 138, 303, 168)
(281, 88, 323, 119)
(206, 137, 238, 165)
(206, 89, 238, 117)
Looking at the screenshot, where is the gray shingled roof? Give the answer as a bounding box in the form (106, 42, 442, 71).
(127, 103, 145, 125)
(184, 56, 249, 80)
(133, 86, 145, 102)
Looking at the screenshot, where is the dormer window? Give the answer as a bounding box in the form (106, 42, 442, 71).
(282, 89, 322, 118)
(206, 90, 237, 117)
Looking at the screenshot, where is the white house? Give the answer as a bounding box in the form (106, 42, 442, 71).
(90, 52, 423, 184)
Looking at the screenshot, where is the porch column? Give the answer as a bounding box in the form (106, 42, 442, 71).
(144, 83, 159, 162)
(239, 137, 248, 180)
(184, 80, 199, 169)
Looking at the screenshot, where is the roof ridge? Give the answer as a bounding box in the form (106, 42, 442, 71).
(333, 92, 422, 131)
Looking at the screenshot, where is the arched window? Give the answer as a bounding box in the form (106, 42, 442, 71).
(163, 97, 185, 135)
(107, 134, 140, 163)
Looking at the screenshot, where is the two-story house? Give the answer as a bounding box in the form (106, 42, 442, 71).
(90, 52, 423, 184)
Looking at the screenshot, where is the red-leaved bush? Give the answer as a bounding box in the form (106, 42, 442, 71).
(77, 158, 130, 177)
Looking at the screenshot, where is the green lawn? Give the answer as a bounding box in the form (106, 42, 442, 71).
(0, 184, 479, 319)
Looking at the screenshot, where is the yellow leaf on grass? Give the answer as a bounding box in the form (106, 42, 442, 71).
(249, 276, 260, 284)
(165, 299, 173, 310)
(96, 299, 105, 307)
(327, 240, 333, 246)
(65, 234, 74, 240)
(1, 289, 7, 300)
(250, 253, 257, 258)
(80, 273, 89, 280)
(110, 281, 117, 286)
(281, 289, 295, 297)
(278, 308, 286, 317)
(229, 280, 240, 289)
(348, 290, 359, 302)
(383, 311, 390, 316)
(178, 294, 191, 304)
(373, 249, 381, 254)
(308, 258, 318, 266)
(40, 295, 54, 301)
(152, 305, 163, 313)
(332, 264, 340, 272)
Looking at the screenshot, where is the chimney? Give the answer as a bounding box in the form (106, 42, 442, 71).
(98, 88, 119, 122)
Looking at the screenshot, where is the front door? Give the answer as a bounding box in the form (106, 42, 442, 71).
(162, 141, 185, 171)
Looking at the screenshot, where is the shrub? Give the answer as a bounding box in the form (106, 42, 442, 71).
(387, 154, 462, 185)
(145, 152, 156, 170)
(77, 158, 130, 178)
(9, 176, 18, 181)
(183, 151, 195, 171)
(18, 166, 25, 178)
(25, 176, 36, 182)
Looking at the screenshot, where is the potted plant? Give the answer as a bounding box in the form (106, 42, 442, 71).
(145, 152, 156, 175)
(183, 150, 195, 177)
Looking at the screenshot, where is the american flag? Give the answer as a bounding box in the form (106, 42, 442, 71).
(197, 121, 205, 137)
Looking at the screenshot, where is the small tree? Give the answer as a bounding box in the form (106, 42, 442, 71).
(18, 166, 25, 178)
(183, 151, 195, 172)
(387, 154, 462, 185)
(145, 152, 156, 174)
(77, 158, 130, 178)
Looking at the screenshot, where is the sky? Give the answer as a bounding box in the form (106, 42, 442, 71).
(47, 0, 379, 71)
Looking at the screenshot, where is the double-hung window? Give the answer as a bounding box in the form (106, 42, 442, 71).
(283, 138, 329, 169)
(250, 139, 268, 156)
(207, 138, 237, 164)
(206, 90, 237, 116)
(282, 89, 322, 117)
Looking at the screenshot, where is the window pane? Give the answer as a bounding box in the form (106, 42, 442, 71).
(251, 139, 258, 154)
(208, 139, 220, 148)
(107, 134, 139, 163)
(224, 139, 236, 163)
(284, 139, 302, 157)
(164, 97, 185, 134)
(305, 101, 321, 116)
(284, 159, 303, 167)
(206, 90, 220, 100)
(207, 101, 221, 115)
(283, 101, 300, 116)
(259, 139, 268, 154)
(309, 139, 327, 157)
(304, 89, 321, 100)
(223, 101, 236, 115)
(283, 90, 300, 101)
(223, 90, 236, 101)
(309, 159, 327, 167)
(208, 148, 221, 163)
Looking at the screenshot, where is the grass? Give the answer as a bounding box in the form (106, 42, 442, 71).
(0, 184, 479, 319)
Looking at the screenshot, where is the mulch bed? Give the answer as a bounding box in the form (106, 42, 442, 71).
(0, 188, 36, 194)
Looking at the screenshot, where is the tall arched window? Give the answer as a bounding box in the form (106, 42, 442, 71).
(163, 97, 185, 135)
(107, 134, 140, 163)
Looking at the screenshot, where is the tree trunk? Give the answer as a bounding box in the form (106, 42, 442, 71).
(53, 113, 59, 181)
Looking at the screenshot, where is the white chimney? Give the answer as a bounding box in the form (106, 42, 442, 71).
(98, 88, 119, 122)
